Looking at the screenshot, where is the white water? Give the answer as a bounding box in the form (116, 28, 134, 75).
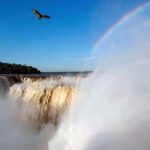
(0, 76, 77, 150)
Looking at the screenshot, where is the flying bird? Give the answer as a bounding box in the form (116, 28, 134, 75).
(32, 8, 51, 20)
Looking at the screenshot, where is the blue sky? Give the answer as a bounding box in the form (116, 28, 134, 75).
(0, 0, 148, 71)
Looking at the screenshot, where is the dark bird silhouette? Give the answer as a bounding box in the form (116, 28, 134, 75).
(32, 8, 51, 20)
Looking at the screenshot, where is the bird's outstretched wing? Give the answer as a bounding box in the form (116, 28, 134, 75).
(32, 8, 51, 20)
(42, 15, 51, 19)
(32, 8, 42, 19)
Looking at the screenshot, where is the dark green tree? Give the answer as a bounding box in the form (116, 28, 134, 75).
(0, 62, 41, 74)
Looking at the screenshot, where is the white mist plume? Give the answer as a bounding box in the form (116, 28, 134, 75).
(48, 5, 150, 150)
(0, 97, 56, 150)
(48, 51, 150, 150)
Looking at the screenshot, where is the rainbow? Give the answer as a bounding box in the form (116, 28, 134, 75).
(93, 2, 150, 50)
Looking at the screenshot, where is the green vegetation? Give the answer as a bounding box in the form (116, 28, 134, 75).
(0, 62, 41, 74)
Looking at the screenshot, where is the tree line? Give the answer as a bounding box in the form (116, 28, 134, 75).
(0, 62, 41, 74)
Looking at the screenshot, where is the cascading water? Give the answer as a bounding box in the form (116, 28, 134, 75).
(0, 76, 79, 150)
(9, 78, 77, 128)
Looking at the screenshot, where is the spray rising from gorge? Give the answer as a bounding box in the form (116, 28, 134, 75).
(48, 2, 150, 150)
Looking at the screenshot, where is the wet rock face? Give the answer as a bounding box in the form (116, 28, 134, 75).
(0, 77, 10, 96)
(7, 76, 21, 86)
(0, 76, 21, 96)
